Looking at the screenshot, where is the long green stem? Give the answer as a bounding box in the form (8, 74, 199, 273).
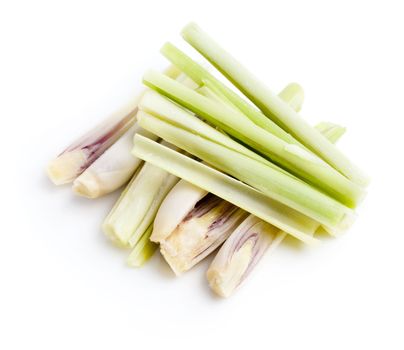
(161, 42, 301, 146)
(181, 22, 369, 187)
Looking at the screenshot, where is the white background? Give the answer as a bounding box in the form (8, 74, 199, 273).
(1, 0, 403, 349)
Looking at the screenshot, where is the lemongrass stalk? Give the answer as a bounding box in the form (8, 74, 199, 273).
(132, 135, 324, 244)
(102, 142, 179, 247)
(136, 111, 351, 228)
(151, 180, 208, 242)
(159, 194, 247, 275)
(161, 43, 302, 145)
(207, 121, 347, 297)
(72, 124, 157, 198)
(46, 110, 136, 185)
(127, 225, 157, 267)
(142, 71, 364, 208)
(181, 22, 369, 187)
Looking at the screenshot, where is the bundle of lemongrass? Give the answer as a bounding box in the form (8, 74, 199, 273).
(47, 23, 368, 297)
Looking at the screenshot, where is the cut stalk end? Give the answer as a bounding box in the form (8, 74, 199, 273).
(47, 150, 88, 185)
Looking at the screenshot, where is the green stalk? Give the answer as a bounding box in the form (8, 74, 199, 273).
(142, 71, 364, 208)
(133, 135, 342, 244)
(181, 22, 369, 187)
(161, 42, 301, 145)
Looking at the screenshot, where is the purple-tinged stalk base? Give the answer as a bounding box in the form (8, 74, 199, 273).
(47, 109, 136, 185)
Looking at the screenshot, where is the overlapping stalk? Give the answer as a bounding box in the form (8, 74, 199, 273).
(181, 22, 369, 187)
(142, 70, 364, 209)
